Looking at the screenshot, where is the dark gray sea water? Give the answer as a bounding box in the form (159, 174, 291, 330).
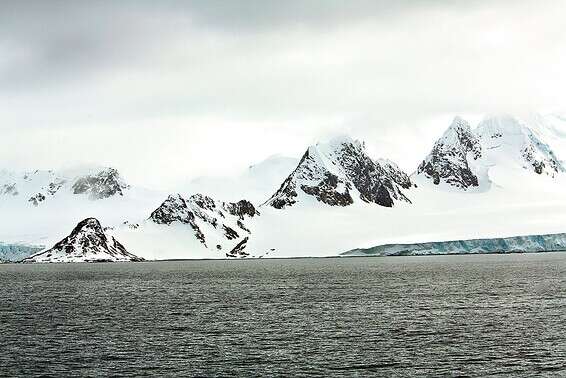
(2, 253, 566, 377)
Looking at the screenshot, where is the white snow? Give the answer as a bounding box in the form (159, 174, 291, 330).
(185, 155, 299, 205)
(2, 113, 566, 261)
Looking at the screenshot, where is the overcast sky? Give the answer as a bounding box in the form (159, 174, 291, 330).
(1, 0, 565, 189)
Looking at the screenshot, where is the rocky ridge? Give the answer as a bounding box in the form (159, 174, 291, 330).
(149, 193, 259, 257)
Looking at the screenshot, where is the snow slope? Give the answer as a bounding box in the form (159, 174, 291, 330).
(186, 155, 299, 205)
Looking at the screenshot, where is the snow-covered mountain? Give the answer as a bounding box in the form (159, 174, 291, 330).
(264, 136, 413, 209)
(3, 114, 566, 262)
(415, 115, 565, 190)
(116, 193, 260, 259)
(0, 166, 130, 206)
(23, 218, 143, 263)
(0, 166, 165, 250)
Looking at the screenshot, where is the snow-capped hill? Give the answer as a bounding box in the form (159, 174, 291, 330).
(416, 117, 482, 189)
(265, 136, 412, 209)
(477, 115, 564, 177)
(0, 166, 131, 206)
(72, 167, 130, 199)
(23, 218, 143, 263)
(148, 193, 259, 257)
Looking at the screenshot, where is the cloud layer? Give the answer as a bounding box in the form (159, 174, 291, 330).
(1, 0, 565, 188)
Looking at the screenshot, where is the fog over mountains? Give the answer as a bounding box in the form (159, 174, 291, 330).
(1, 113, 566, 262)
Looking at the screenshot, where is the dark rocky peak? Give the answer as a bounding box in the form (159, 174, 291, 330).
(149, 194, 195, 225)
(376, 159, 412, 189)
(224, 199, 260, 219)
(72, 167, 130, 200)
(71, 217, 105, 235)
(23, 217, 143, 263)
(265, 136, 412, 209)
(185, 193, 259, 221)
(435, 117, 482, 160)
(188, 193, 217, 211)
(417, 117, 482, 189)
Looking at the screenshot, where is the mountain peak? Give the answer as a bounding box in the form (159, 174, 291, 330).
(417, 114, 565, 189)
(265, 136, 411, 209)
(417, 117, 482, 189)
(23, 217, 142, 263)
(72, 167, 130, 200)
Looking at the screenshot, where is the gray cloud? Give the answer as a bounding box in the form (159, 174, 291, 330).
(0, 0, 565, 189)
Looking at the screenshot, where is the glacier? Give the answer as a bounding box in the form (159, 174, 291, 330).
(0, 243, 44, 262)
(342, 233, 566, 257)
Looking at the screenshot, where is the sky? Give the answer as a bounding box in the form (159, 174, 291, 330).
(1, 0, 565, 190)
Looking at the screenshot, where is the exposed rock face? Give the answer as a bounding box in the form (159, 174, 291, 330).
(28, 193, 46, 206)
(265, 136, 412, 209)
(149, 193, 259, 254)
(227, 237, 250, 258)
(72, 168, 130, 199)
(417, 117, 482, 189)
(301, 172, 354, 207)
(23, 218, 142, 263)
(225, 200, 258, 219)
(1, 183, 18, 196)
(377, 159, 413, 189)
(149, 194, 206, 243)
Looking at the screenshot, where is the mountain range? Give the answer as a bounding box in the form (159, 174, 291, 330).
(2, 113, 566, 262)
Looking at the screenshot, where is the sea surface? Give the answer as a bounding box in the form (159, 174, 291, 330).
(2, 253, 566, 376)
